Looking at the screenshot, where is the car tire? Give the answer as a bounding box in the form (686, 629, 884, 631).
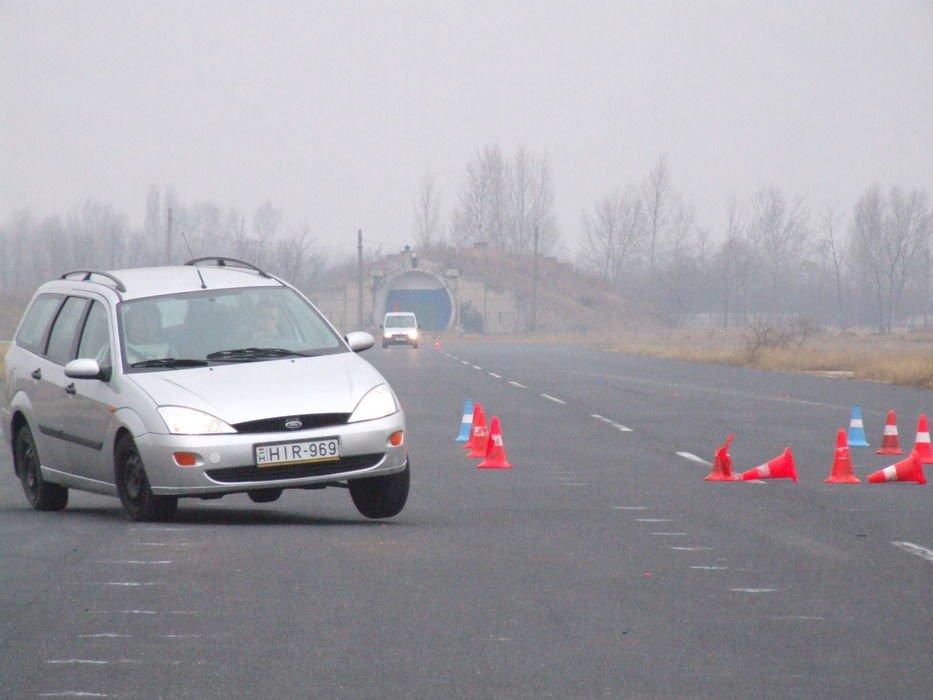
(248, 488, 283, 503)
(349, 461, 410, 519)
(115, 435, 178, 522)
(15, 425, 68, 511)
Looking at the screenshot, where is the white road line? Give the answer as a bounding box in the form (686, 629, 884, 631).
(99, 582, 157, 587)
(541, 393, 566, 404)
(892, 541, 933, 563)
(94, 560, 173, 565)
(591, 414, 632, 432)
(508, 381, 527, 389)
(731, 588, 779, 593)
(78, 634, 131, 639)
(460, 360, 470, 365)
(39, 694, 110, 698)
(472, 365, 483, 370)
(676, 451, 712, 465)
(635, 518, 672, 523)
(650, 532, 688, 536)
(771, 615, 825, 621)
(488, 372, 502, 379)
(46, 660, 109, 665)
(690, 566, 728, 570)
(613, 506, 649, 510)
(670, 546, 713, 551)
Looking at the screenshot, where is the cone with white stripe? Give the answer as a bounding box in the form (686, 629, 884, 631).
(875, 409, 903, 455)
(456, 399, 474, 442)
(847, 404, 870, 447)
(910, 414, 933, 465)
(466, 404, 490, 458)
(867, 450, 926, 485)
(478, 416, 512, 469)
(740, 447, 798, 482)
(825, 429, 860, 484)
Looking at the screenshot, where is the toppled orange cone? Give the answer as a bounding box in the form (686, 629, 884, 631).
(875, 410, 904, 455)
(825, 429, 860, 484)
(741, 447, 798, 482)
(478, 416, 512, 469)
(705, 434, 740, 481)
(867, 450, 926, 485)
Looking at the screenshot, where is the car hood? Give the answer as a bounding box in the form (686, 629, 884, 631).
(127, 352, 389, 424)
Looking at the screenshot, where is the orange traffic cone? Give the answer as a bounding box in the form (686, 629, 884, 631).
(705, 434, 740, 481)
(434, 340, 441, 350)
(740, 447, 798, 482)
(875, 410, 904, 455)
(466, 404, 490, 458)
(867, 450, 926, 485)
(463, 402, 486, 452)
(825, 429, 860, 483)
(478, 416, 512, 469)
(910, 414, 933, 465)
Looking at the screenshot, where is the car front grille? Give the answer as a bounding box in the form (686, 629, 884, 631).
(232, 413, 351, 434)
(205, 453, 384, 483)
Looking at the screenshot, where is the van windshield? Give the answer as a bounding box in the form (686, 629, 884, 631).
(386, 315, 416, 328)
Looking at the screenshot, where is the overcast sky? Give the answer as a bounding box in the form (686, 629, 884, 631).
(2, 0, 931, 258)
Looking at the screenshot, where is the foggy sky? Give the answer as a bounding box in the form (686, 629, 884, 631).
(2, 0, 931, 259)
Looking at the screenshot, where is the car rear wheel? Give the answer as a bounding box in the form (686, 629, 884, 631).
(115, 435, 178, 522)
(349, 461, 410, 519)
(15, 425, 68, 511)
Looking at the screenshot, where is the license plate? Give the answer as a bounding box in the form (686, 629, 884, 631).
(255, 437, 340, 467)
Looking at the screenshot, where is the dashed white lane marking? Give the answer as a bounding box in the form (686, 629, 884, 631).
(671, 546, 713, 551)
(541, 393, 566, 404)
(650, 532, 688, 536)
(590, 414, 632, 432)
(488, 372, 502, 379)
(95, 560, 173, 565)
(731, 588, 779, 593)
(460, 360, 470, 365)
(613, 506, 649, 510)
(78, 634, 131, 639)
(46, 660, 109, 665)
(636, 518, 672, 522)
(676, 451, 712, 465)
(472, 365, 483, 370)
(892, 541, 933, 563)
(690, 566, 728, 570)
(508, 381, 527, 389)
(98, 582, 157, 587)
(136, 542, 193, 546)
(39, 693, 110, 698)
(771, 615, 825, 621)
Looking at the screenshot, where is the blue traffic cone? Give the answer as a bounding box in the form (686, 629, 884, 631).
(847, 404, 870, 447)
(456, 399, 474, 442)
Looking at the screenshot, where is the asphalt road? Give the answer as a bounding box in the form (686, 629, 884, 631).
(1, 341, 930, 699)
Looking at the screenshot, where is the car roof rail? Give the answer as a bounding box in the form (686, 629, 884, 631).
(61, 270, 127, 293)
(184, 256, 272, 279)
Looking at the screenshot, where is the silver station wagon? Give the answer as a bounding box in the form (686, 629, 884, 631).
(1, 257, 409, 521)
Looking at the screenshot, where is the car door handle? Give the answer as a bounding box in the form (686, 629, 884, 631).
(65, 383, 76, 395)
(31, 368, 42, 380)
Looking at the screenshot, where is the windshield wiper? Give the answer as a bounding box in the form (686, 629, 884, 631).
(205, 347, 310, 361)
(131, 358, 209, 369)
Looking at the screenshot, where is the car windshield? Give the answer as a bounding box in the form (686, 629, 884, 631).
(386, 315, 416, 328)
(119, 286, 345, 370)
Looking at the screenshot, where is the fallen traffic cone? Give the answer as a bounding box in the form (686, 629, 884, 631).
(875, 410, 904, 455)
(478, 416, 513, 469)
(825, 429, 860, 484)
(456, 399, 474, 442)
(740, 447, 798, 482)
(705, 434, 740, 481)
(910, 414, 933, 465)
(465, 403, 489, 457)
(867, 450, 926, 485)
(847, 404, 870, 447)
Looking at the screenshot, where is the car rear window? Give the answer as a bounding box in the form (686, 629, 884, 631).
(15, 293, 62, 354)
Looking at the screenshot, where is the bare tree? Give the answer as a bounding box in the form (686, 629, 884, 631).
(816, 203, 848, 330)
(642, 156, 671, 272)
(508, 147, 558, 255)
(577, 187, 644, 284)
(413, 175, 444, 250)
(451, 145, 508, 246)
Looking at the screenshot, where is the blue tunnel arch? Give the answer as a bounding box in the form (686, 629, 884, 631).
(375, 270, 453, 331)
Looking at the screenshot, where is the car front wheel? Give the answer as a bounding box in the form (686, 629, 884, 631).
(15, 425, 68, 511)
(115, 435, 178, 522)
(349, 462, 410, 519)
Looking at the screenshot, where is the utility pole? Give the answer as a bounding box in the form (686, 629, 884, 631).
(357, 229, 364, 327)
(165, 208, 173, 264)
(530, 223, 539, 332)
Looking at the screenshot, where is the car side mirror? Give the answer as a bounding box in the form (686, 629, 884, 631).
(344, 331, 375, 353)
(65, 358, 109, 381)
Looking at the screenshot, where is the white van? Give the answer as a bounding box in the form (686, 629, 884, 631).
(382, 312, 419, 348)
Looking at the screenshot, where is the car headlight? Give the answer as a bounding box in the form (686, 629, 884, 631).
(158, 406, 236, 434)
(349, 384, 398, 423)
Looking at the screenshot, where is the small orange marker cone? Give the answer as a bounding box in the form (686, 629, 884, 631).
(910, 415, 932, 465)
(705, 434, 740, 481)
(825, 429, 860, 483)
(466, 404, 490, 458)
(867, 450, 926, 485)
(434, 340, 441, 350)
(875, 410, 904, 455)
(478, 416, 512, 469)
(740, 447, 798, 482)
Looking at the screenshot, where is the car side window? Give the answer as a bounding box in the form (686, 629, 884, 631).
(77, 301, 111, 367)
(15, 294, 63, 354)
(46, 297, 90, 365)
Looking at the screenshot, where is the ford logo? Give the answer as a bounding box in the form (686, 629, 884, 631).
(284, 418, 303, 431)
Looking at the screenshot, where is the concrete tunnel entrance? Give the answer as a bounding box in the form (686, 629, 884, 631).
(375, 270, 454, 331)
